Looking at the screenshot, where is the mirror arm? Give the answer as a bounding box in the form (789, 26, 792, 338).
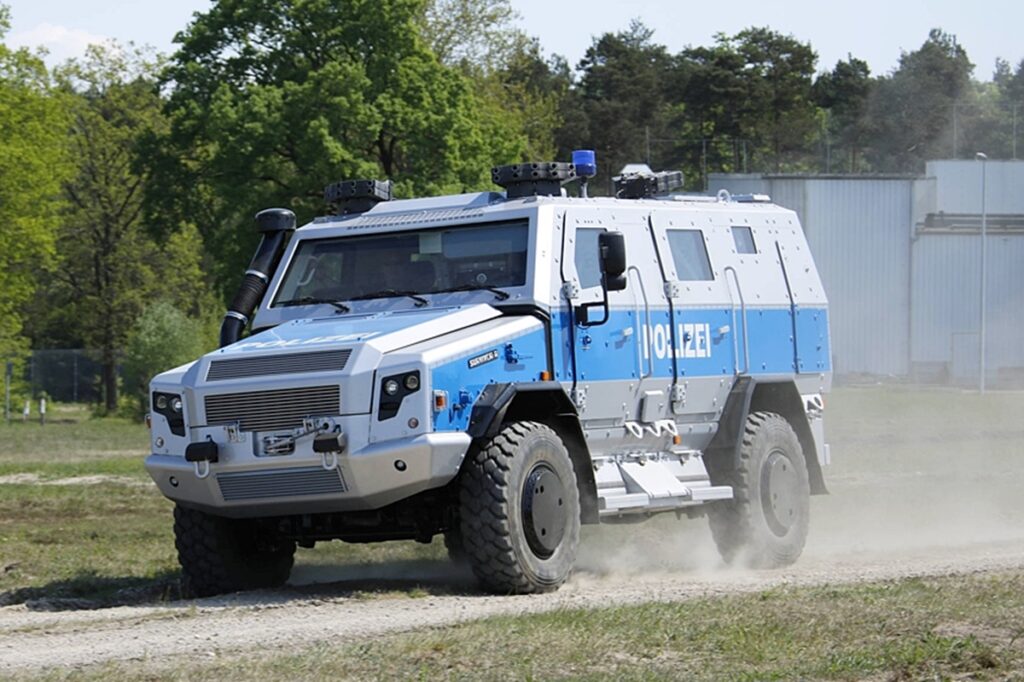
(577, 278, 611, 328)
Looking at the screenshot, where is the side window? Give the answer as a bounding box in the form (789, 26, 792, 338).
(574, 228, 603, 289)
(667, 229, 714, 281)
(731, 226, 757, 254)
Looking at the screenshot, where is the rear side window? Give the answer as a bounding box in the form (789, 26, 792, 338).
(731, 226, 757, 254)
(574, 228, 604, 289)
(667, 229, 714, 281)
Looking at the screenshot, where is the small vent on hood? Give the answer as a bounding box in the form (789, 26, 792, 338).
(204, 385, 340, 432)
(206, 349, 352, 381)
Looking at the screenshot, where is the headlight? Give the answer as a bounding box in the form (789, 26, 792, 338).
(378, 371, 421, 421)
(152, 391, 186, 436)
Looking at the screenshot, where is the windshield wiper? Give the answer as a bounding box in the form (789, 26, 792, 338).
(349, 289, 429, 307)
(434, 284, 511, 301)
(276, 296, 351, 313)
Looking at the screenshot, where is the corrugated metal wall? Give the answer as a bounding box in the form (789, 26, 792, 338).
(911, 233, 1024, 383)
(927, 160, 1024, 214)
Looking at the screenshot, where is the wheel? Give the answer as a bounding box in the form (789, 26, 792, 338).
(707, 412, 810, 568)
(459, 421, 581, 593)
(173, 505, 296, 597)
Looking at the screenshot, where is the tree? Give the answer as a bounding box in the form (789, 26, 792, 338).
(0, 5, 70, 363)
(147, 0, 528, 294)
(569, 20, 674, 192)
(420, 0, 519, 71)
(731, 28, 819, 172)
(813, 56, 872, 171)
(866, 29, 973, 171)
(54, 43, 190, 411)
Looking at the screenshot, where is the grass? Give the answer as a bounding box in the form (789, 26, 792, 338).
(42, 571, 1024, 681)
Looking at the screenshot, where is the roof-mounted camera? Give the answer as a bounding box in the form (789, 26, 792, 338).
(613, 164, 684, 199)
(492, 162, 576, 199)
(324, 178, 393, 215)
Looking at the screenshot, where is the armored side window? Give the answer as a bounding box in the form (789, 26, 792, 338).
(666, 229, 714, 281)
(731, 226, 757, 254)
(574, 228, 604, 289)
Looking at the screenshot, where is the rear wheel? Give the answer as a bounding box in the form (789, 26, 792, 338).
(459, 421, 580, 593)
(707, 412, 810, 568)
(174, 505, 296, 597)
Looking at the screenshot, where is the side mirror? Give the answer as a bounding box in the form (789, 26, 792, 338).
(599, 232, 627, 291)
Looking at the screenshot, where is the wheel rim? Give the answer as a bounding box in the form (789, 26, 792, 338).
(760, 449, 800, 537)
(521, 463, 567, 559)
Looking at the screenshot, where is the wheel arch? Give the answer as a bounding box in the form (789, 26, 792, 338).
(706, 377, 827, 495)
(468, 382, 599, 524)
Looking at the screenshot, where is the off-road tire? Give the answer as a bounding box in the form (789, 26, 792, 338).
(707, 412, 810, 568)
(459, 421, 581, 594)
(173, 505, 296, 598)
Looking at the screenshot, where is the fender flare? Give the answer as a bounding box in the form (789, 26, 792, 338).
(467, 382, 599, 523)
(706, 376, 828, 495)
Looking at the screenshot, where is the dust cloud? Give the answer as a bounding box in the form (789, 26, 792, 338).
(574, 385, 1024, 578)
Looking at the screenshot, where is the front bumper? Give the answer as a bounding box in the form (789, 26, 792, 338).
(145, 431, 471, 518)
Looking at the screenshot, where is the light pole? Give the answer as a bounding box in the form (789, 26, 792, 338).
(975, 152, 988, 393)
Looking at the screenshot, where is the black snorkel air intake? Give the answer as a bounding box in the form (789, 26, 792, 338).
(219, 208, 296, 348)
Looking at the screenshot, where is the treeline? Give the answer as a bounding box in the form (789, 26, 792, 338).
(1, 0, 1021, 411)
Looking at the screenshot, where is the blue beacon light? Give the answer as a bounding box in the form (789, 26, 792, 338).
(572, 149, 597, 198)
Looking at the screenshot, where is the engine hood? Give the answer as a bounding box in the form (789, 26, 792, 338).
(223, 303, 500, 355)
(154, 304, 502, 393)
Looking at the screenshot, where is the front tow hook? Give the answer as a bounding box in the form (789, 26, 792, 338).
(185, 440, 219, 479)
(313, 431, 347, 471)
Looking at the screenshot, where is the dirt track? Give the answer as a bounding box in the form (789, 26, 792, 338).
(3, 527, 1024, 673)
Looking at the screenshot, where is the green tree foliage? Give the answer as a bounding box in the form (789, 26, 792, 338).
(53, 44, 216, 412)
(671, 28, 819, 181)
(148, 0, 528, 294)
(813, 56, 872, 172)
(420, 0, 519, 71)
(866, 29, 974, 170)
(0, 6, 70, 362)
(567, 20, 674, 192)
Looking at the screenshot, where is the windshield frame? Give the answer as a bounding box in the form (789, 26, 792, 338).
(254, 209, 540, 325)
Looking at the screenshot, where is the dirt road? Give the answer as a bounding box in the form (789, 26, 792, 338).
(3, 526, 1024, 673)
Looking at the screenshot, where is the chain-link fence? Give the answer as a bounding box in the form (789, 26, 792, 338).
(3, 350, 110, 405)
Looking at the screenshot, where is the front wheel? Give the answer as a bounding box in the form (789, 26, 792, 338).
(707, 412, 810, 568)
(174, 505, 296, 597)
(459, 421, 581, 594)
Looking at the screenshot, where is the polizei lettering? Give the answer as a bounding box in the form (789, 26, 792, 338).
(642, 323, 712, 360)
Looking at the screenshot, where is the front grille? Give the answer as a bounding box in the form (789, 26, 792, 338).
(206, 349, 352, 381)
(204, 385, 340, 432)
(217, 466, 347, 501)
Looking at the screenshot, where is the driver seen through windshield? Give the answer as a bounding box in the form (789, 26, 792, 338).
(273, 220, 529, 306)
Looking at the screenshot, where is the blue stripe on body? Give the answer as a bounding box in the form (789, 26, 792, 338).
(552, 306, 831, 382)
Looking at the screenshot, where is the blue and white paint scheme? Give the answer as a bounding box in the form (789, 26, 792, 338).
(146, 186, 831, 521)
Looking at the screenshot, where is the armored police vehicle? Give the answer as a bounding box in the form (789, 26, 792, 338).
(146, 157, 831, 597)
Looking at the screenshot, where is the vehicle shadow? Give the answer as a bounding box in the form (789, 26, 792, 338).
(1, 559, 478, 613)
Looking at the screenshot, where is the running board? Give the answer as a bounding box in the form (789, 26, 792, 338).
(595, 455, 733, 516)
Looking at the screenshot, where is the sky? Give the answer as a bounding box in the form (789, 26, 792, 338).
(3, 0, 1021, 80)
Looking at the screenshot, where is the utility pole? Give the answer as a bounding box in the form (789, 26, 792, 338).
(1013, 103, 1019, 160)
(4, 361, 11, 424)
(975, 152, 988, 393)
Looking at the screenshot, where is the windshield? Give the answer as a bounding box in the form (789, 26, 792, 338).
(272, 220, 529, 306)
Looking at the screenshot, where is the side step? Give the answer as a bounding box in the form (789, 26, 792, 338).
(595, 453, 732, 516)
